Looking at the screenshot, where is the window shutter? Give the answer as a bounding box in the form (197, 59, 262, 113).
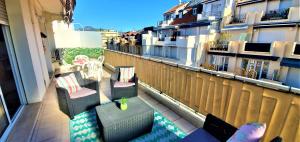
(0, 0, 8, 25)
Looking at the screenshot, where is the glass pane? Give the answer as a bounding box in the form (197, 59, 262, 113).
(261, 61, 269, 79)
(0, 27, 21, 118)
(255, 61, 262, 79)
(224, 57, 229, 71)
(0, 98, 9, 137)
(241, 59, 248, 69)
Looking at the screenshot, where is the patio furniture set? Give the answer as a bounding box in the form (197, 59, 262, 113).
(55, 64, 281, 142)
(56, 66, 153, 141)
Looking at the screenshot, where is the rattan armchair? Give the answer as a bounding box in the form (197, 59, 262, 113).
(56, 71, 100, 119)
(110, 66, 138, 101)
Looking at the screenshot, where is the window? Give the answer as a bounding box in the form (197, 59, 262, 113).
(193, 8, 197, 15)
(210, 55, 229, 71)
(294, 44, 300, 55)
(179, 10, 183, 18)
(240, 59, 270, 79)
(244, 43, 271, 52)
(241, 59, 249, 70)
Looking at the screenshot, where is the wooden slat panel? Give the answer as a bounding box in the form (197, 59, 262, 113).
(104, 50, 300, 142)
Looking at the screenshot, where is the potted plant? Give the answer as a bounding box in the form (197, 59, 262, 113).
(120, 97, 128, 111)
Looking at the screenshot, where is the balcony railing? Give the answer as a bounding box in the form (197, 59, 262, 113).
(158, 37, 165, 41)
(261, 8, 289, 21)
(209, 42, 229, 51)
(200, 11, 222, 19)
(170, 36, 177, 41)
(104, 49, 300, 142)
(229, 14, 246, 24)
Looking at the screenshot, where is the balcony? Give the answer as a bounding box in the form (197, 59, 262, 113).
(158, 19, 173, 26)
(209, 42, 229, 52)
(261, 8, 289, 21)
(197, 11, 222, 21)
(103, 50, 299, 142)
(7, 48, 300, 142)
(229, 14, 246, 24)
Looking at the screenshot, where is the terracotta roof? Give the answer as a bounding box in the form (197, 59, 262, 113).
(164, 3, 186, 15)
(170, 10, 197, 25)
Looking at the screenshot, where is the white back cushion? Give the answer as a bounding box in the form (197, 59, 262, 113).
(119, 67, 135, 83)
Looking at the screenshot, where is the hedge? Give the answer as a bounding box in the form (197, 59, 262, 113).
(62, 48, 104, 64)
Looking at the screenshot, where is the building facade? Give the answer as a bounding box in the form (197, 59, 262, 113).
(206, 0, 300, 88)
(143, 0, 300, 88)
(142, 0, 230, 66)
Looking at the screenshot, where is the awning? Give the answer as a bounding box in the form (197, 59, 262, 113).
(222, 24, 248, 31)
(253, 21, 299, 29)
(236, 54, 279, 61)
(280, 58, 300, 68)
(156, 25, 177, 30)
(179, 20, 210, 28)
(207, 52, 236, 57)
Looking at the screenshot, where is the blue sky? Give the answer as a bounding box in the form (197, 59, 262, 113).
(73, 0, 180, 31)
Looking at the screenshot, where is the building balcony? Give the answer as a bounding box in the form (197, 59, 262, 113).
(197, 11, 222, 21)
(257, 7, 300, 24)
(164, 37, 176, 46)
(7, 48, 300, 142)
(154, 40, 164, 46)
(236, 0, 265, 6)
(261, 8, 289, 21)
(103, 49, 299, 142)
(175, 36, 197, 48)
(229, 14, 247, 24)
(208, 43, 229, 52)
(158, 19, 173, 26)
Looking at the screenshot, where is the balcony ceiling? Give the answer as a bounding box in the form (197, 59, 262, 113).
(37, 0, 63, 14)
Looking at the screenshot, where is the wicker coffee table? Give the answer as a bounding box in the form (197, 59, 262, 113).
(96, 97, 154, 142)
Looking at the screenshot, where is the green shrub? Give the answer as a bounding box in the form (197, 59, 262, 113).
(62, 48, 104, 64)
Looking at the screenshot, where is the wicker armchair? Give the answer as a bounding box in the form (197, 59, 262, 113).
(110, 66, 138, 101)
(56, 71, 100, 119)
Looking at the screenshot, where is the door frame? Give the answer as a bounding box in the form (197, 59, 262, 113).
(0, 25, 26, 141)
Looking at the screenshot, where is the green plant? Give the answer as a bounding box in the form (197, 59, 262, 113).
(120, 97, 128, 104)
(62, 48, 104, 64)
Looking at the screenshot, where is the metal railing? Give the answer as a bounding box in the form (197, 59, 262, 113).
(201, 11, 222, 18)
(229, 14, 246, 24)
(209, 42, 229, 51)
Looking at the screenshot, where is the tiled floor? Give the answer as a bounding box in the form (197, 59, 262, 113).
(30, 68, 197, 142)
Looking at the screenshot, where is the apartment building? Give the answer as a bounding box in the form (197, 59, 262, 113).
(205, 0, 300, 87)
(142, 0, 231, 66)
(101, 30, 119, 48)
(0, 0, 75, 140)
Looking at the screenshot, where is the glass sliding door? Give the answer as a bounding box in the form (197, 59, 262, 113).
(0, 96, 9, 137)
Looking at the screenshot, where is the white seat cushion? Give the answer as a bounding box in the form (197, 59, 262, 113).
(70, 87, 97, 99)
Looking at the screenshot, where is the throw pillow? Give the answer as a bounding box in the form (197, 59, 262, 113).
(56, 73, 82, 94)
(227, 122, 266, 142)
(119, 67, 135, 83)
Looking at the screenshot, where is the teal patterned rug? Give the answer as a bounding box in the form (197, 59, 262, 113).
(70, 110, 186, 142)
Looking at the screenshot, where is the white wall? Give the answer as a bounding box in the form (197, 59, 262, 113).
(6, 0, 48, 103)
(253, 27, 298, 42)
(53, 21, 102, 48)
(54, 30, 102, 48)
